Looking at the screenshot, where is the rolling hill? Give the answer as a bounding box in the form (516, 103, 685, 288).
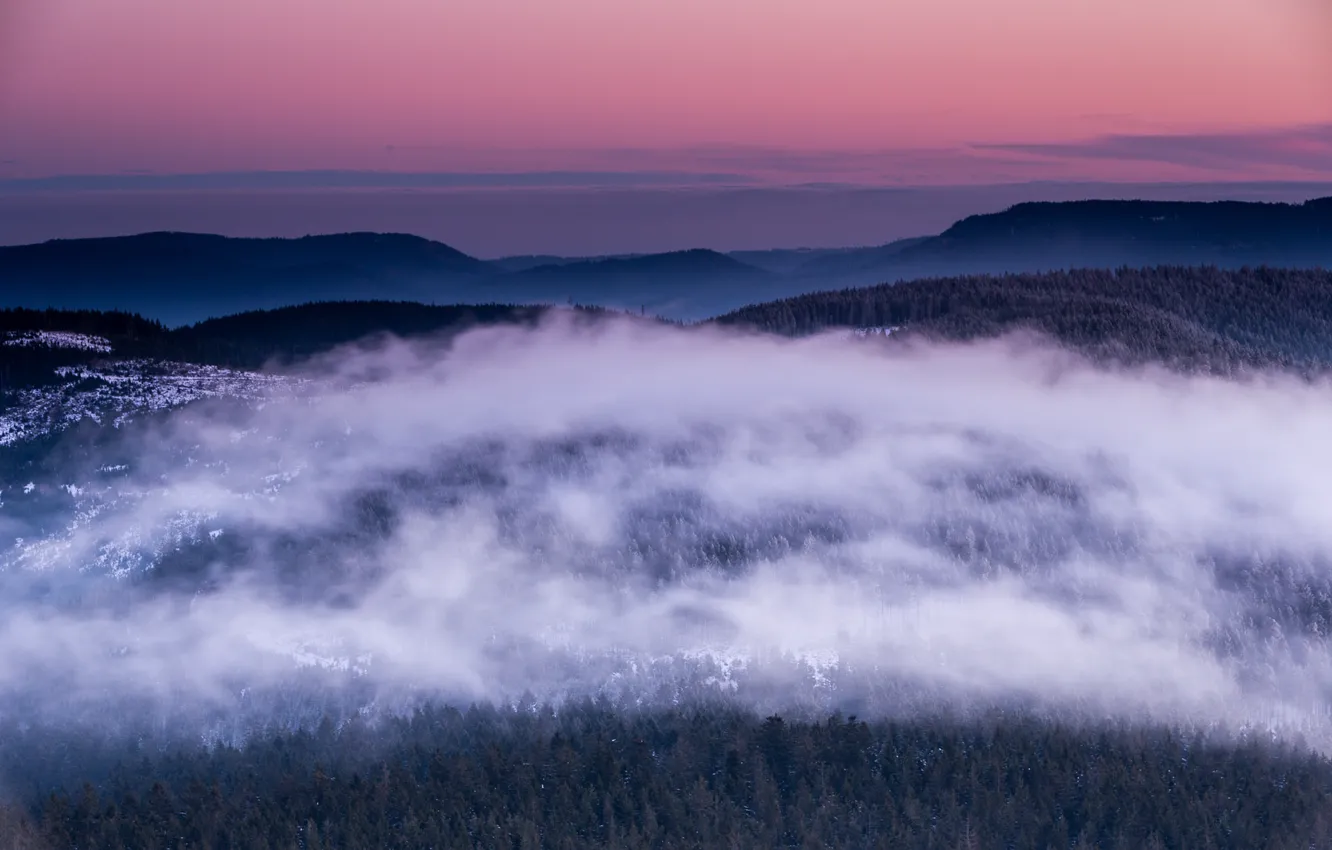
(0, 232, 498, 325)
(4, 196, 1330, 325)
(6, 261, 1332, 403)
(714, 265, 1332, 374)
(493, 248, 777, 316)
(781, 197, 1332, 284)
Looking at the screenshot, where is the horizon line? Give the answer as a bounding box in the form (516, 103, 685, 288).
(5, 190, 1331, 259)
(4, 170, 1332, 195)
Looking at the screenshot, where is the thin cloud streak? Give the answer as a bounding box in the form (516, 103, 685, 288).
(4, 126, 1330, 193)
(0, 170, 759, 193)
(978, 124, 1332, 178)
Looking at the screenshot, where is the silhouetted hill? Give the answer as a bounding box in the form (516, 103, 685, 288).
(486, 254, 585, 273)
(789, 236, 933, 277)
(0, 236, 777, 324)
(513, 248, 763, 279)
(5, 197, 1331, 325)
(796, 198, 1332, 284)
(0, 232, 498, 325)
(493, 248, 777, 317)
(966, 196, 1331, 238)
(0, 231, 491, 277)
(714, 265, 1332, 374)
(925, 198, 1332, 263)
(727, 246, 870, 274)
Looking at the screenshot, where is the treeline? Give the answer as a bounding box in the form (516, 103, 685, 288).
(0, 309, 169, 391)
(8, 704, 1332, 849)
(169, 301, 565, 371)
(713, 265, 1332, 374)
(8, 266, 1332, 389)
(0, 301, 617, 390)
(0, 308, 167, 339)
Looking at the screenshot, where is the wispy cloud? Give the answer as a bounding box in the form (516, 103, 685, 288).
(977, 124, 1332, 177)
(509, 145, 1078, 186)
(1, 127, 1329, 203)
(0, 170, 759, 193)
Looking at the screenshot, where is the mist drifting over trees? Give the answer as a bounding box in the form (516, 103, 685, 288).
(6, 273, 1332, 846)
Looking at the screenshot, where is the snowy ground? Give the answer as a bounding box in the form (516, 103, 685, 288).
(0, 357, 312, 578)
(2, 330, 113, 353)
(0, 359, 304, 446)
(845, 326, 902, 338)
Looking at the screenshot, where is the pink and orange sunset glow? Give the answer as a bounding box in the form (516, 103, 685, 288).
(1, 0, 1330, 183)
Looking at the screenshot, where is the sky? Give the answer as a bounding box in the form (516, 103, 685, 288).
(0, 0, 1329, 251)
(1, 0, 1329, 184)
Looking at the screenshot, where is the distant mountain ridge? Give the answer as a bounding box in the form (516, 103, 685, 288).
(2, 197, 1329, 324)
(0, 232, 498, 325)
(0, 231, 492, 282)
(790, 197, 1332, 280)
(498, 249, 775, 313)
(512, 248, 762, 280)
(928, 198, 1332, 260)
(0, 233, 781, 325)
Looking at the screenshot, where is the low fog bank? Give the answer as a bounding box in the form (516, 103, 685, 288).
(3, 315, 1332, 748)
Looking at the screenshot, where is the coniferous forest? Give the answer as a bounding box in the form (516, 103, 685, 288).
(717, 265, 1332, 374)
(6, 266, 1331, 393)
(7, 705, 1332, 850)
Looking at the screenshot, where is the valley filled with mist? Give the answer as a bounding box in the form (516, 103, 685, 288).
(6, 259, 1332, 845)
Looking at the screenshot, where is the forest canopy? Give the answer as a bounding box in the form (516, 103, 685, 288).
(714, 265, 1332, 374)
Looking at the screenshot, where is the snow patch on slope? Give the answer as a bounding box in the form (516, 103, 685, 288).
(0, 360, 305, 446)
(3, 330, 113, 353)
(846, 326, 902, 338)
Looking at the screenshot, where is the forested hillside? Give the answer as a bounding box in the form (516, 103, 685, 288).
(171, 301, 578, 370)
(714, 266, 1332, 373)
(8, 267, 1332, 392)
(10, 705, 1332, 850)
(0, 301, 615, 389)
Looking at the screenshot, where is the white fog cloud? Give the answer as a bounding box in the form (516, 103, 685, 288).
(4, 315, 1332, 745)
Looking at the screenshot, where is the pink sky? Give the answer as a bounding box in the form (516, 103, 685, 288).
(1, 0, 1330, 182)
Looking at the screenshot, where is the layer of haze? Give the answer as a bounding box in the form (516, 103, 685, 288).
(1, 0, 1328, 181)
(4, 182, 1332, 255)
(5, 319, 1332, 748)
